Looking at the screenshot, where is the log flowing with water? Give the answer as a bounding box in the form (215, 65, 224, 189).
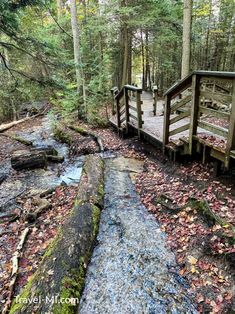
(9, 155, 104, 314)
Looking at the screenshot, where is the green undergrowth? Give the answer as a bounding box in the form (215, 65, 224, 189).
(53, 124, 72, 145)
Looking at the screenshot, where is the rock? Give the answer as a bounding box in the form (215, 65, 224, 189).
(11, 150, 47, 171)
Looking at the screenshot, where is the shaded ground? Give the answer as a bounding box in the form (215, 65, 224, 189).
(80, 157, 197, 314)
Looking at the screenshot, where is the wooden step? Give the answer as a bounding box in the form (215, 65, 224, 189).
(166, 142, 182, 152)
(230, 150, 235, 159)
(179, 136, 189, 144)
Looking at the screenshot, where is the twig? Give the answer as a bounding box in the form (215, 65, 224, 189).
(47, 8, 73, 39)
(3, 227, 30, 314)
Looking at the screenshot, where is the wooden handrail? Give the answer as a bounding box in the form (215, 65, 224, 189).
(111, 84, 143, 137)
(114, 87, 124, 100)
(164, 71, 235, 98)
(124, 84, 142, 92)
(194, 70, 235, 78)
(164, 73, 192, 97)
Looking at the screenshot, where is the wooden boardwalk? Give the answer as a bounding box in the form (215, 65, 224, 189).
(110, 71, 235, 171)
(127, 92, 225, 144)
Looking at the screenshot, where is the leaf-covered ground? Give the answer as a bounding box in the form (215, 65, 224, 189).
(135, 159, 235, 313)
(1, 117, 235, 313)
(0, 186, 76, 307)
(82, 123, 235, 313)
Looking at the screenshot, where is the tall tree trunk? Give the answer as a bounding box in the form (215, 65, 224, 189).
(144, 30, 151, 90)
(204, 0, 212, 70)
(70, 0, 82, 93)
(121, 30, 132, 86)
(121, 27, 129, 86)
(3, 48, 17, 121)
(141, 30, 145, 90)
(127, 33, 132, 85)
(181, 0, 192, 79)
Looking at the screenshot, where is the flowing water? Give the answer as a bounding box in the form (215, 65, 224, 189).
(79, 157, 197, 314)
(0, 115, 84, 214)
(0, 115, 198, 312)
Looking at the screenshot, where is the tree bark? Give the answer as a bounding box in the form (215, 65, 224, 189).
(70, 0, 82, 93)
(181, 0, 192, 79)
(145, 30, 151, 90)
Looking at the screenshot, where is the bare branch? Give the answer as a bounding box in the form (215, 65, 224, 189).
(0, 52, 16, 80)
(47, 8, 73, 39)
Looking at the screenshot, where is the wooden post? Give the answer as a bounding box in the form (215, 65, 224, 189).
(136, 90, 143, 138)
(188, 74, 200, 155)
(225, 78, 235, 169)
(110, 87, 119, 115)
(116, 98, 121, 129)
(153, 86, 158, 116)
(163, 94, 171, 153)
(124, 87, 130, 134)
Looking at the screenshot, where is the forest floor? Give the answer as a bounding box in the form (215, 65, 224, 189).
(0, 113, 235, 313)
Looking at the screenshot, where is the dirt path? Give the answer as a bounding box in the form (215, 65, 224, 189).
(79, 157, 197, 314)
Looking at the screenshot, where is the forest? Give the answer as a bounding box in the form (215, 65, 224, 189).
(0, 1, 235, 314)
(0, 0, 234, 123)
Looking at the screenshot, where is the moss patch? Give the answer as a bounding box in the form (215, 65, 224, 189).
(92, 205, 101, 237)
(53, 125, 72, 145)
(9, 274, 35, 314)
(53, 259, 86, 314)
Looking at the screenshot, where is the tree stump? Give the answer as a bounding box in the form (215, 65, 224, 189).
(11, 150, 47, 171)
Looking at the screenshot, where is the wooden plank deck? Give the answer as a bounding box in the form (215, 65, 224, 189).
(110, 91, 227, 148)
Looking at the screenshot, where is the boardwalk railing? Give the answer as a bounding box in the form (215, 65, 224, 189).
(163, 71, 235, 168)
(111, 85, 144, 137)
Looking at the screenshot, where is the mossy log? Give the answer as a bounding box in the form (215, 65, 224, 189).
(53, 125, 72, 145)
(10, 155, 104, 314)
(68, 125, 104, 152)
(11, 150, 47, 171)
(0, 134, 33, 146)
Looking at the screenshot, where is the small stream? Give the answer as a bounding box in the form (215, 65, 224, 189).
(0, 115, 84, 215)
(79, 157, 197, 314)
(1, 115, 198, 312)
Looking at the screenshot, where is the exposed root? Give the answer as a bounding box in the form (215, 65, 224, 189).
(26, 197, 52, 223)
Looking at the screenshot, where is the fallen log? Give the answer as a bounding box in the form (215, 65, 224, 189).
(31, 146, 58, 156)
(9, 155, 104, 314)
(0, 134, 33, 146)
(11, 150, 47, 171)
(68, 125, 104, 152)
(46, 155, 64, 163)
(0, 106, 49, 133)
